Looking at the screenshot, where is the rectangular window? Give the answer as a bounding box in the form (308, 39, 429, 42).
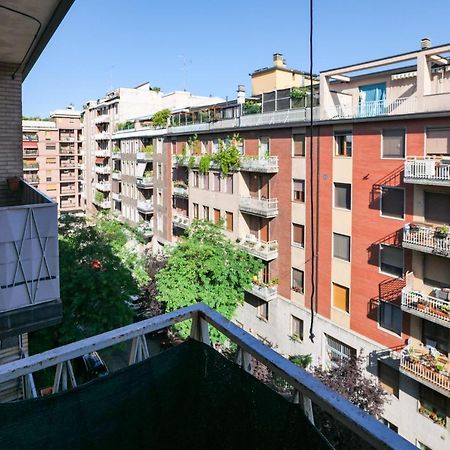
(46, 177, 52, 182)
(426, 127, 450, 155)
(382, 129, 405, 158)
(193, 203, 199, 219)
(213, 208, 221, 225)
(379, 244, 403, 277)
(334, 183, 351, 209)
(46, 145, 56, 151)
(378, 362, 399, 397)
(333, 283, 349, 313)
(291, 316, 304, 341)
(380, 187, 404, 219)
(424, 192, 450, 224)
(419, 385, 447, 427)
(259, 137, 269, 157)
(193, 171, 199, 188)
(46, 157, 56, 164)
(203, 205, 210, 220)
(379, 301, 402, 335)
(325, 335, 356, 367)
(203, 174, 209, 190)
(333, 233, 350, 261)
(213, 173, 221, 192)
(335, 132, 352, 156)
(423, 321, 448, 355)
(292, 224, 304, 247)
(226, 211, 233, 231)
(257, 300, 269, 321)
(293, 179, 305, 202)
(226, 175, 233, 194)
(293, 134, 305, 157)
(292, 268, 304, 294)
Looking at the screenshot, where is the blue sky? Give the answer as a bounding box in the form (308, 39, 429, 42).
(23, 0, 450, 116)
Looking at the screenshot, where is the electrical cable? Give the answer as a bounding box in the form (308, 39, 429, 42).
(0, 4, 42, 79)
(308, 0, 316, 343)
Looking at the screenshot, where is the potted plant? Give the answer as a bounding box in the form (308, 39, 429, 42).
(435, 225, 449, 239)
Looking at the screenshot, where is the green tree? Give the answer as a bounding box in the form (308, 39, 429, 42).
(151, 108, 171, 128)
(156, 220, 263, 342)
(30, 215, 140, 354)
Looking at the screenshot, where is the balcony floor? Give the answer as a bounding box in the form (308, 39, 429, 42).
(0, 340, 330, 449)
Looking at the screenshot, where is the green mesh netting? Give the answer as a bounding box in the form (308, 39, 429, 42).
(0, 340, 331, 450)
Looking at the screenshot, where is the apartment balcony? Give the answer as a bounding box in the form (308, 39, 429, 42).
(137, 152, 153, 162)
(60, 200, 77, 209)
(137, 176, 154, 189)
(94, 132, 111, 141)
(173, 183, 188, 197)
(112, 171, 121, 181)
(239, 197, 278, 218)
(95, 149, 111, 157)
(237, 236, 278, 261)
(23, 162, 39, 171)
(23, 174, 39, 185)
(94, 114, 110, 124)
(95, 165, 112, 175)
(401, 287, 450, 328)
(112, 192, 121, 202)
(60, 186, 76, 195)
(59, 147, 75, 155)
(172, 212, 191, 229)
(59, 135, 76, 142)
(137, 200, 153, 214)
(95, 182, 111, 192)
(0, 303, 408, 450)
(92, 198, 111, 209)
(246, 282, 278, 301)
(240, 156, 279, 173)
(399, 346, 450, 397)
(403, 224, 450, 258)
(60, 172, 76, 182)
(23, 149, 38, 158)
(0, 180, 61, 338)
(112, 151, 121, 160)
(404, 157, 450, 186)
(79, 163, 85, 170)
(60, 160, 76, 168)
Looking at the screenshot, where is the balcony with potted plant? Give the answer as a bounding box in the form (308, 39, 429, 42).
(236, 235, 278, 261)
(403, 223, 450, 258)
(137, 144, 153, 162)
(245, 277, 278, 302)
(173, 180, 188, 198)
(137, 171, 154, 189)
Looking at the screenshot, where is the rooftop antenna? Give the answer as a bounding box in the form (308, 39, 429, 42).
(177, 55, 192, 91)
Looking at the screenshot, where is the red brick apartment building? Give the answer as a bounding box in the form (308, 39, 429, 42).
(109, 41, 450, 448)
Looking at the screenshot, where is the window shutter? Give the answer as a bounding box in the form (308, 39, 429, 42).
(426, 128, 450, 155)
(382, 129, 405, 158)
(333, 283, 349, 312)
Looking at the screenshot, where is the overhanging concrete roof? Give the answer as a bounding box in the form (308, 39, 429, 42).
(0, 0, 74, 79)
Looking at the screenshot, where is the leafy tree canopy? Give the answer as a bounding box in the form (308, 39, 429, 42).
(151, 108, 171, 128)
(156, 220, 263, 342)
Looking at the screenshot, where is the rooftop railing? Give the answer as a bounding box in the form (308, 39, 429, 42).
(0, 303, 412, 449)
(333, 97, 417, 119)
(404, 157, 450, 186)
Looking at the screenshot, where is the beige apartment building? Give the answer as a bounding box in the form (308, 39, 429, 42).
(23, 106, 82, 212)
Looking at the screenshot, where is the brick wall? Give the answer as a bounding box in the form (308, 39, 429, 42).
(0, 63, 22, 205)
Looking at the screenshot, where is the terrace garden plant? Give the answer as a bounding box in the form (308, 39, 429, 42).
(242, 100, 262, 115)
(151, 108, 171, 128)
(435, 225, 449, 238)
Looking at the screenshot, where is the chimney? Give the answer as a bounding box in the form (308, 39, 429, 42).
(421, 37, 431, 50)
(273, 53, 285, 68)
(237, 84, 245, 105)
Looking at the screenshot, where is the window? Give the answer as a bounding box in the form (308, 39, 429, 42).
(382, 129, 405, 158)
(193, 203, 199, 219)
(293, 134, 305, 157)
(259, 137, 269, 157)
(291, 316, 303, 341)
(334, 183, 351, 209)
(292, 268, 304, 294)
(292, 224, 305, 247)
(157, 162, 163, 179)
(424, 192, 450, 224)
(257, 300, 269, 321)
(46, 144, 56, 151)
(213, 208, 220, 225)
(46, 157, 56, 164)
(203, 174, 209, 190)
(378, 362, 399, 397)
(225, 175, 233, 194)
(380, 187, 404, 219)
(379, 245, 403, 277)
(332, 283, 349, 312)
(203, 206, 210, 220)
(226, 211, 233, 231)
(379, 301, 402, 335)
(193, 171, 199, 188)
(423, 321, 448, 355)
(419, 385, 447, 427)
(426, 127, 450, 155)
(46, 177, 52, 182)
(333, 233, 350, 261)
(325, 334, 356, 367)
(213, 173, 221, 192)
(293, 179, 305, 202)
(335, 132, 352, 156)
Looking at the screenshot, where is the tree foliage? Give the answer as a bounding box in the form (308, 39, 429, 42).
(30, 215, 142, 354)
(156, 220, 263, 342)
(151, 108, 171, 128)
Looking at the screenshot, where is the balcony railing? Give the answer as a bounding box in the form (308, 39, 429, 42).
(401, 288, 450, 327)
(0, 180, 61, 337)
(94, 132, 110, 141)
(60, 173, 75, 181)
(239, 197, 278, 218)
(245, 282, 278, 301)
(60, 160, 75, 168)
(94, 114, 110, 124)
(95, 165, 111, 174)
(23, 149, 38, 157)
(173, 184, 188, 197)
(59, 147, 75, 155)
(92, 198, 111, 209)
(23, 162, 39, 171)
(333, 97, 417, 119)
(238, 236, 278, 261)
(95, 149, 111, 157)
(240, 156, 279, 173)
(137, 176, 154, 189)
(95, 182, 111, 192)
(403, 224, 450, 258)
(404, 157, 450, 186)
(137, 152, 153, 161)
(172, 212, 190, 229)
(0, 303, 410, 450)
(137, 200, 153, 214)
(112, 171, 121, 181)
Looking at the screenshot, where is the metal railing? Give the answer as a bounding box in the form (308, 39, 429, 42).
(401, 288, 450, 325)
(137, 176, 154, 188)
(334, 97, 416, 119)
(95, 114, 110, 124)
(403, 224, 450, 257)
(239, 197, 279, 218)
(112, 172, 121, 181)
(95, 182, 111, 192)
(95, 149, 111, 157)
(0, 303, 412, 450)
(173, 185, 188, 197)
(238, 236, 278, 261)
(246, 283, 278, 301)
(95, 165, 111, 174)
(94, 132, 111, 141)
(240, 155, 279, 173)
(404, 157, 450, 185)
